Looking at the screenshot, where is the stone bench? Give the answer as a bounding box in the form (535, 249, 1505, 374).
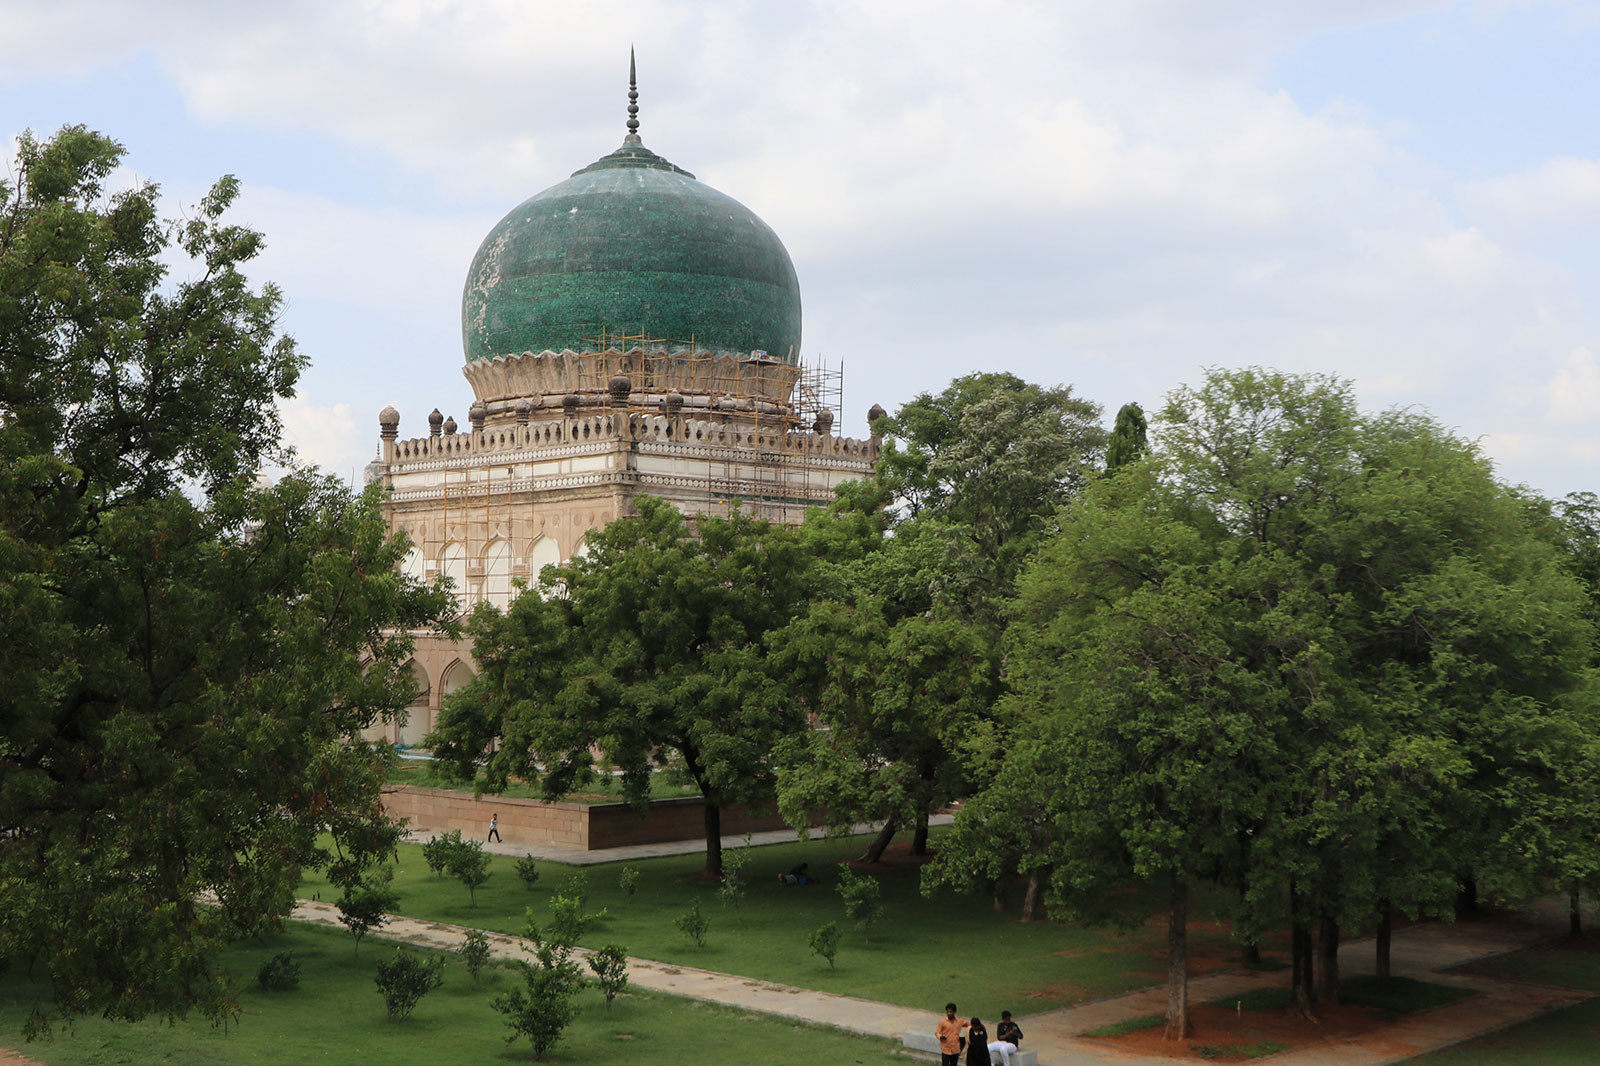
(901, 1031, 1037, 1066)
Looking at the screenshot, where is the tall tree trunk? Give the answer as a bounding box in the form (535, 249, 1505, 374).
(1290, 921, 1316, 1017)
(1241, 942, 1261, 966)
(1454, 871, 1478, 919)
(858, 817, 897, 863)
(1315, 914, 1340, 1003)
(993, 875, 1007, 913)
(1021, 867, 1047, 922)
(1164, 872, 1190, 1041)
(703, 801, 723, 875)
(1375, 903, 1392, 979)
(1570, 883, 1583, 938)
(912, 808, 930, 855)
(1288, 886, 1316, 1019)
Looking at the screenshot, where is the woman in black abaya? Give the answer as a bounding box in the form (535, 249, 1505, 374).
(965, 1016, 990, 1066)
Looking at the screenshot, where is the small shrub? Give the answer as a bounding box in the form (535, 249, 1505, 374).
(516, 854, 540, 890)
(618, 865, 640, 902)
(494, 944, 585, 1060)
(337, 867, 398, 958)
(808, 921, 842, 970)
(256, 952, 301, 991)
(675, 900, 709, 947)
(835, 863, 885, 942)
(559, 870, 590, 906)
(446, 838, 491, 906)
(373, 950, 444, 1021)
(457, 928, 491, 981)
(587, 944, 629, 1008)
(547, 894, 605, 947)
(423, 829, 462, 877)
(716, 843, 751, 914)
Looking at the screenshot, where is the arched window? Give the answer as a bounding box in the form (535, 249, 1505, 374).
(395, 660, 432, 747)
(528, 535, 561, 595)
(440, 542, 467, 612)
(482, 539, 512, 610)
(401, 545, 425, 584)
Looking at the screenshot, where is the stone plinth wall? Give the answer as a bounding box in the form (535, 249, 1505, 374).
(382, 785, 789, 851)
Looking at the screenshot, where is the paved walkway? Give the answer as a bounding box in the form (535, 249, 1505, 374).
(291, 897, 1590, 1065)
(415, 815, 955, 865)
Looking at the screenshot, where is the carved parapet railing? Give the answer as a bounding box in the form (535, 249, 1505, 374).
(462, 348, 801, 415)
(384, 411, 879, 467)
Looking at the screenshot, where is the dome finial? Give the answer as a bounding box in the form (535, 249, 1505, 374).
(625, 47, 641, 143)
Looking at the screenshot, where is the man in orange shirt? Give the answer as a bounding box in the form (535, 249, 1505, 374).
(935, 1002, 969, 1066)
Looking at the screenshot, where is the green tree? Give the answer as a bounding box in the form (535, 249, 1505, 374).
(676, 900, 710, 947)
(587, 944, 630, 1008)
(0, 126, 453, 1027)
(493, 910, 587, 1060)
(1104, 401, 1148, 472)
(457, 929, 492, 981)
(337, 867, 400, 958)
(430, 496, 812, 874)
(934, 368, 1599, 1034)
(836, 864, 885, 942)
(808, 921, 843, 969)
(373, 949, 443, 1021)
(774, 375, 1103, 863)
(446, 837, 491, 907)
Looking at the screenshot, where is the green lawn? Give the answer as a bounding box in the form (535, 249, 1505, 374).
(1401, 935, 1600, 1065)
(301, 830, 1252, 1013)
(0, 923, 902, 1066)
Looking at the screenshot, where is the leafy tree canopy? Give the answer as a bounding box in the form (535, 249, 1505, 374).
(0, 126, 452, 1028)
(430, 496, 811, 873)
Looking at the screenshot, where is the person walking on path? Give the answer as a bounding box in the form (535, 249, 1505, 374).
(935, 1003, 969, 1066)
(487, 813, 502, 843)
(964, 1017, 989, 1066)
(988, 1009, 1023, 1066)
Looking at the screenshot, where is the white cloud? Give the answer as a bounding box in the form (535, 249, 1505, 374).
(278, 393, 368, 481)
(1460, 156, 1600, 233)
(1547, 347, 1600, 423)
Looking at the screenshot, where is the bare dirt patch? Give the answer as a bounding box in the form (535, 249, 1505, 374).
(1085, 1002, 1411, 1061)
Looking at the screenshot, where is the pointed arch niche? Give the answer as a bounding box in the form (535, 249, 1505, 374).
(528, 535, 561, 594)
(482, 538, 512, 610)
(440, 542, 467, 612)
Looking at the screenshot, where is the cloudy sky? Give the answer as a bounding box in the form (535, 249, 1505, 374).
(5, 1, 1598, 497)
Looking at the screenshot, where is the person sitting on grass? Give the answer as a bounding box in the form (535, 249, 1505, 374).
(778, 862, 814, 885)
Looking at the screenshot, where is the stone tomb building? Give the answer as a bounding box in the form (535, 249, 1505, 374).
(363, 76, 882, 744)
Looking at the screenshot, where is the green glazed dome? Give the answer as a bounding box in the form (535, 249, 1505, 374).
(461, 135, 802, 366)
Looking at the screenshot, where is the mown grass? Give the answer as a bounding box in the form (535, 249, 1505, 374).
(1195, 1041, 1287, 1059)
(1401, 935, 1600, 1065)
(299, 829, 1242, 1013)
(1338, 975, 1474, 1014)
(1083, 1013, 1164, 1037)
(0, 922, 903, 1066)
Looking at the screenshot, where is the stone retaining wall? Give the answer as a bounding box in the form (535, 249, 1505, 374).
(381, 785, 790, 851)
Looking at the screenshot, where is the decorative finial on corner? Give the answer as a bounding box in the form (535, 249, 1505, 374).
(625, 46, 641, 141)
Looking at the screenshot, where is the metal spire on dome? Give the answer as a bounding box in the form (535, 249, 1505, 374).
(625, 47, 641, 144)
